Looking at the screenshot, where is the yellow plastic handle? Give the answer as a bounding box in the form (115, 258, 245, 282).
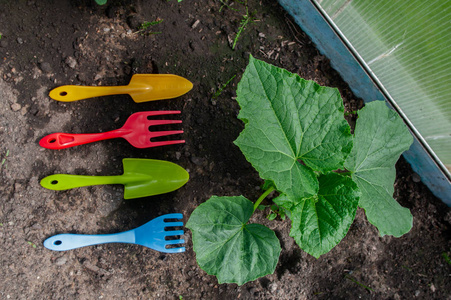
(49, 85, 129, 102)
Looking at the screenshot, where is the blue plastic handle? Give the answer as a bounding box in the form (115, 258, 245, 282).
(43, 231, 135, 251)
(43, 213, 186, 253)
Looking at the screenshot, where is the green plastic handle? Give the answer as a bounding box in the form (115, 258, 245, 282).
(40, 174, 134, 190)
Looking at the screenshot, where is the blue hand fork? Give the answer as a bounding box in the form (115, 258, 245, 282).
(44, 213, 185, 253)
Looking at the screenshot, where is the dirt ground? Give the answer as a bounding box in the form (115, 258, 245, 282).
(0, 0, 450, 299)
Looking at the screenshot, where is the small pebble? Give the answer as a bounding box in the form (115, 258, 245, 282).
(191, 156, 205, 166)
(269, 283, 278, 293)
(55, 256, 67, 265)
(192, 20, 200, 29)
(39, 62, 52, 73)
(11, 103, 21, 111)
(412, 173, 421, 183)
(65, 56, 77, 69)
(17, 37, 23, 44)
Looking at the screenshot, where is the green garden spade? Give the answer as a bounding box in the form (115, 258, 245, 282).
(40, 158, 189, 199)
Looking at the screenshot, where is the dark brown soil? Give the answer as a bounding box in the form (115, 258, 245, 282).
(0, 0, 450, 299)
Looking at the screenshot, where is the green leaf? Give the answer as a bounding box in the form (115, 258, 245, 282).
(273, 193, 296, 211)
(267, 213, 277, 220)
(279, 210, 286, 220)
(95, 0, 107, 5)
(344, 101, 413, 237)
(256, 205, 267, 211)
(234, 56, 352, 199)
(289, 173, 360, 258)
(186, 196, 281, 285)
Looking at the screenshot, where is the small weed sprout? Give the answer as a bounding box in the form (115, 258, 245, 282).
(219, 0, 256, 49)
(233, 4, 255, 49)
(213, 75, 236, 99)
(442, 252, 451, 265)
(135, 19, 164, 36)
(219, 0, 239, 12)
(1, 150, 9, 169)
(345, 275, 374, 292)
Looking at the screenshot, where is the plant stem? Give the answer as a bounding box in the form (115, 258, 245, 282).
(345, 275, 374, 292)
(253, 186, 276, 212)
(213, 75, 236, 99)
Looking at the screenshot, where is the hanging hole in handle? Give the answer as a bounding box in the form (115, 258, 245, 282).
(51, 180, 58, 185)
(59, 91, 68, 96)
(48, 138, 57, 144)
(54, 240, 62, 246)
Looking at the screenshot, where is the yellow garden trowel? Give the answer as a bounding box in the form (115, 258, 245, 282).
(49, 74, 193, 102)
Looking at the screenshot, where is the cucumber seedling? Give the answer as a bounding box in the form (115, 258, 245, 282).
(187, 56, 414, 285)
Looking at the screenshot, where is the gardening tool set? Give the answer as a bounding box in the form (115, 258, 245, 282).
(40, 74, 192, 254)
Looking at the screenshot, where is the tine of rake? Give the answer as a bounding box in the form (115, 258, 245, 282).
(148, 119, 182, 126)
(149, 140, 185, 147)
(164, 247, 186, 253)
(165, 221, 184, 228)
(165, 239, 185, 245)
(146, 111, 181, 117)
(161, 213, 183, 220)
(165, 230, 184, 236)
(151, 130, 184, 138)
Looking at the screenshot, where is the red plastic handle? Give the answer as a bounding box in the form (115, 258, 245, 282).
(39, 131, 125, 149)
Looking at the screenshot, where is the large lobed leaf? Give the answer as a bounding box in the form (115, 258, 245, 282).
(344, 101, 413, 237)
(186, 196, 281, 285)
(275, 173, 360, 258)
(234, 56, 352, 200)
